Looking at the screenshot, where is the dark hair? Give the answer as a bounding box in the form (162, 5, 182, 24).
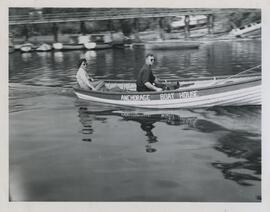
(78, 58, 87, 68)
(145, 53, 154, 58)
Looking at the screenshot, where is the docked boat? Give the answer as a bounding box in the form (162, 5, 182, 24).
(36, 43, 52, 52)
(84, 42, 112, 50)
(133, 40, 200, 50)
(230, 21, 261, 37)
(74, 71, 261, 109)
(170, 15, 208, 30)
(19, 43, 36, 53)
(52, 43, 85, 51)
(80, 33, 113, 50)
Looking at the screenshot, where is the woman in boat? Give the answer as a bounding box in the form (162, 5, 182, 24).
(136, 54, 163, 92)
(76, 58, 103, 90)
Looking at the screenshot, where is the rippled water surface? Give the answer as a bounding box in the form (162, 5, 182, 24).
(9, 40, 261, 201)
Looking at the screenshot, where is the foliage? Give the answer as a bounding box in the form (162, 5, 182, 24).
(9, 8, 261, 37)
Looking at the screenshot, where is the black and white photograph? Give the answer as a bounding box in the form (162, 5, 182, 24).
(5, 4, 267, 209)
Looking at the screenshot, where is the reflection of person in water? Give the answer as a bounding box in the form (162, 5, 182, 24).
(140, 122, 158, 143)
(77, 105, 94, 142)
(140, 121, 158, 153)
(122, 113, 199, 153)
(123, 113, 166, 153)
(121, 113, 160, 153)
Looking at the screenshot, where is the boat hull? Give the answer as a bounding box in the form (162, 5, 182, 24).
(20, 43, 36, 53)
(36, 43, 52, 52)
(53, 43, 85, 51)
(74, 76, 261, 109)
(84, 42, 112, 50)
(230, 22, 261, 37)
(133, 41, 200, 50)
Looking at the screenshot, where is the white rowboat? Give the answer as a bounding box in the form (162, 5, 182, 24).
(74, 73, 261, 109)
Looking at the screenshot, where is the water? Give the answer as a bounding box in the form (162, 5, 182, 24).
(9, 40, 261, 201)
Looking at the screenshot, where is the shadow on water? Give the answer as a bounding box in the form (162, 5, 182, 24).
(210, 123, 261, 187)
(75, 100, 261, 188)
(212, 131, 261, 186)
(193, 106, 261, 187)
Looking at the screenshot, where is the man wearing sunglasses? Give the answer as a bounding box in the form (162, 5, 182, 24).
(136, 54, 163, 92)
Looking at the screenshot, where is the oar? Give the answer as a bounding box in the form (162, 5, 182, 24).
(213, 65, 261, 85)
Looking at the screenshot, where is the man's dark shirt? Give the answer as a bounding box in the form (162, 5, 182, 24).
(136, 64, 156, 92)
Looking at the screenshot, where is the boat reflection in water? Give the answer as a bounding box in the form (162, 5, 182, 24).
(120, 112, 198, 153)
(76, 101, 261, 188)
(76, 101, 198, 153)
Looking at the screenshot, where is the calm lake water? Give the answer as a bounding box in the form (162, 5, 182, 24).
(9, 40, 261, 201)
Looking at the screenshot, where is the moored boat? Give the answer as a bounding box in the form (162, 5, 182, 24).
(84, 42, 112, 50)
(19, 43, 36, 53)
(52, 42, 85, 51)
(133, 40, 200, 50)
(74, 73, 261, 109)
(80, 33, 113, 50)
(230, 21, 261, 37)
(36, 43, 52, 52)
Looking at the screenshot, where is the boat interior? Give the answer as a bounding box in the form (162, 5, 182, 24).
(91, 73, 261, 93)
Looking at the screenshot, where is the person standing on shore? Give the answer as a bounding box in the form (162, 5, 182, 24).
(136, 54, 162, 92)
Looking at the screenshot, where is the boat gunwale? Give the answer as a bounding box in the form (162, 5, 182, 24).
(145, 40, 202, 44)
(99, 73, 261, 83)
(74, 75, 261, 96)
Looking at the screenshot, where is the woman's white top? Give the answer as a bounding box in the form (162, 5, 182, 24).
(76, 68, 93, 90)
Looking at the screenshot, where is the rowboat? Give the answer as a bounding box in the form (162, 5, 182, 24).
(74, 72, 261, 109)
(133, 40, 200, 50)
(52, 42, 85, 51)
(36, 43, 52, 52)
(84, 42, 112, 50)
(19, 43, 36, 53)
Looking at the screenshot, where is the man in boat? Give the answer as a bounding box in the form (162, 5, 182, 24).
(136, 54, 163, 92)
(76, 58, 104, 91)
